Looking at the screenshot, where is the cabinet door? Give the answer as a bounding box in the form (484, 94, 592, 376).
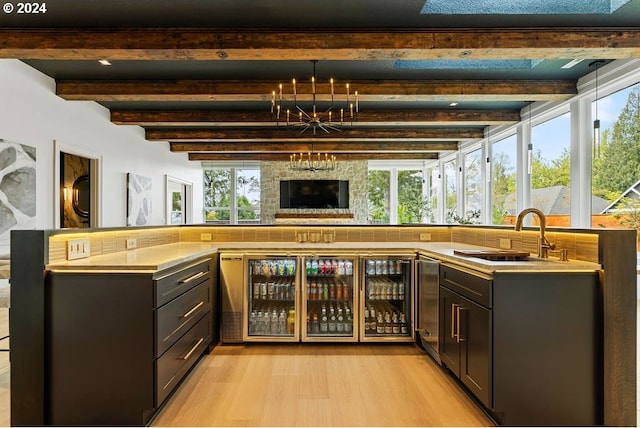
(439, 286, 461, 375)
(459, 297, 492, 408)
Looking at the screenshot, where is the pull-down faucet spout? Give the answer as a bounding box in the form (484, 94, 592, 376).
(514, 208, 556, 258)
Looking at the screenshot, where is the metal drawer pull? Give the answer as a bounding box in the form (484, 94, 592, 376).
(456, 306, 462, 343)
(181, 337, 204, 360)
(451, 303, 459, 339)
(182, 301, 205, 318)
(179, 271, 207, 284)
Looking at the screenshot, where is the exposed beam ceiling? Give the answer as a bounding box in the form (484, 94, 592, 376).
(169, 141, 458, 152)
(189, 152, 439, 161)
(2, 29, 640, 60)
(111, 109, 521, 127)
(147, 128, 483, 142)
(4, 10, 637, 162)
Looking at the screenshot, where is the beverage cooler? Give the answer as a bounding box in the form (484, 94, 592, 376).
(244, 255, 300, 342)
(360, 255, 414, 342)
(301, 255, 358, 342)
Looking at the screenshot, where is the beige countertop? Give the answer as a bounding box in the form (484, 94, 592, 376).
(47, 241, 601, 274)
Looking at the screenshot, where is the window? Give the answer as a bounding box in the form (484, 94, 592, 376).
(367, 170, 390, 224)
(368, 165, 428, 224)
(531, 112, 571, 224)
(204, 167, 261, 224)
(444, 159, 457, 223)
(491, 135, 517, 224)
(592, 83, 640, 228)
(464, 149, 483, 219)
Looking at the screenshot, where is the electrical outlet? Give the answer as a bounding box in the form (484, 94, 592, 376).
(499, 238, 512, 249)
(126, 238, 137, 250)
(67, 238, 90, 260)
(420, 233, 432, 241)
(200, 233, 212, 241)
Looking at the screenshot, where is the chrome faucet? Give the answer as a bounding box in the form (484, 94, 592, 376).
(514, 208, 556, 258)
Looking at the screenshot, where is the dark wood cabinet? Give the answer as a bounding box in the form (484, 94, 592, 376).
(439, 264, 601, 426)
(439, 283, 491, 408)
(44, 257, 214, 426)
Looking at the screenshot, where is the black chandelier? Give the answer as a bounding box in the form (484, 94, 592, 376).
(270, 60, 359, 135)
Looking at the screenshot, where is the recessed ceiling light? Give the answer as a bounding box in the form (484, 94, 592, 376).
(449, 102, 458, 107)
(561, 59, 585, 69)
(98, 59, 112, 66)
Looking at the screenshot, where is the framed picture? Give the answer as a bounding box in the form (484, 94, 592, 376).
(126, 173, 152, 226)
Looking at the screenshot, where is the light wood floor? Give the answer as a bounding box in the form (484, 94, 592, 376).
(152, 343, 493, 427)
(1, 296, 639, 427)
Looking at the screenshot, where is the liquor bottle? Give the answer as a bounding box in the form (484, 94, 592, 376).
(320, 305, 328, 333)
(335, 281, 342, 300)
(398, 281, 405, 300)
(345, 260, 353, 275)
(370, 307, 377, 333)
(342, 280, 349, 301)
(311, 259, 319, 275)
(376, 312, 385, 334)
(336, 306, 345, 333)
(328, 305, 337, 332)
(345, 307, 353, 334)
(329, 282, 336, 300)
(400, 312, 408, 335)
(392, 312, 400, 334)
(363, 307, 370, 332)
(392, 281, 399, 300)
(323, 282, 329, 301)
(253, 282, 260, 300)
(384, 312, 392, 334)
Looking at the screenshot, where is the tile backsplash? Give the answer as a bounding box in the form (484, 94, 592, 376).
(47, 225, 599, 264)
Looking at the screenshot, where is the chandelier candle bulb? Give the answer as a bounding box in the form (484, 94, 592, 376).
(279, 83, 283, 101)
(346, 83, 350, 101)
(312, 76, 315, 94)
(355, 91, 358, 112)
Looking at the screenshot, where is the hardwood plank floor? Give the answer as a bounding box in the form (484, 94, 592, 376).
(152, 343, 494, 427)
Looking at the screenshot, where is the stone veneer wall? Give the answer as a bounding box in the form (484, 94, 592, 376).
(260, 160, 368, 224)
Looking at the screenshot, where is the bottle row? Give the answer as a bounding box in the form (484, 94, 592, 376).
(366, 278, 405, 301)
(364, 303, 409, 336)
(305, 259, 354, 276)
(249, 304, 296, 336)
(364, 259, 406, 276)
(307, 302, 354, 335)
(307, 279, 351, 301)
(250, 259, 297, 276)
(252, 281, 296, 301)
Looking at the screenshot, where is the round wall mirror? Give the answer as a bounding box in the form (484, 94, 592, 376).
(72, 175, 90, 218)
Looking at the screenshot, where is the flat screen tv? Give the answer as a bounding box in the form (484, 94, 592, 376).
(280, 180, 349, 209)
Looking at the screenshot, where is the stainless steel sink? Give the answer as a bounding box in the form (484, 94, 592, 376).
(453, 249, 531, 261)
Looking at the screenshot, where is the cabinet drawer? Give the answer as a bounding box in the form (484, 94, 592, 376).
(440, 264, 492, 308)
(156, 312, 211, 407)
(155, 259, 211, 307)
(156, 280, 211, 356)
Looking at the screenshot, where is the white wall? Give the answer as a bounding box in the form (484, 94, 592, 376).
(0, 59, 204, 229)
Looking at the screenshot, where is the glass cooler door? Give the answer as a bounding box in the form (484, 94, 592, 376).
(360, 256, 414, 342)
(244, 256, 299, 342)
(302, 256, 357, 342)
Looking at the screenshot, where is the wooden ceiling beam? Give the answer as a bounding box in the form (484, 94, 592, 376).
(58, 79, 576, 102)
(147, 128, 482, 141)
(189, 152, 439, 161)
(170, 141, 458, 152)
(2, 28, 640, 60)
(111, 109, 521, 126)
